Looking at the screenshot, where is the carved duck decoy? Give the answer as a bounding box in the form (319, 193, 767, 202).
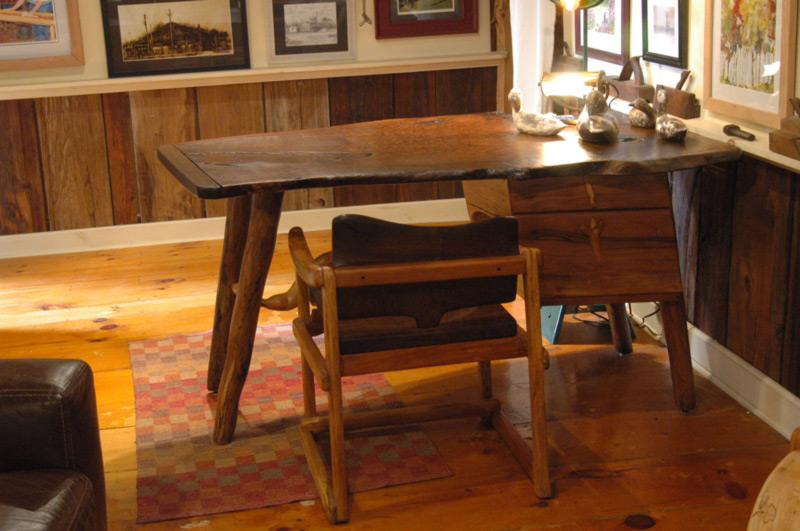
(629, 98, 656, 128)
(508, 89, 567, 136)
(655, 89, 687, 141)
(577, 88, 619, 144)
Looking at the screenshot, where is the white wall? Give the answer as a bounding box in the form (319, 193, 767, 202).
(1, 0, 492, 87)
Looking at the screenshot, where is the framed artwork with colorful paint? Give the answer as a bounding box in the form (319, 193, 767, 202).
(703, 0, 797, 128)
(0, 0, 83, 70)
(574, 0, 630, 65)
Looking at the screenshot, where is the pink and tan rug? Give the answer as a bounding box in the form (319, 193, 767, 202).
(130, 323, 452, 523)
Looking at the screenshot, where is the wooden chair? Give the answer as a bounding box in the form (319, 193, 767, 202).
(289, 214, 552, 523)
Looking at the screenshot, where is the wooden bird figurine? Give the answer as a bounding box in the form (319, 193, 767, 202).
(577, 88, 619, 144)
(629, 98, 656, 128)
(656, 89, 687, 141)
(508, 90, 567, 136)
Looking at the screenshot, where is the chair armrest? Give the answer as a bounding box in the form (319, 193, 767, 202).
(0, 359, 107, 530)
(289, 227, 325, 288)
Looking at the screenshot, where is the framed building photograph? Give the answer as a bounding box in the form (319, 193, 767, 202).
(374, 0, 478, 39)
(266, 0, 354, 63)
(574, 0, 630, 66)
(100, 0, 250, 78)
(642, 0, 686, 68)
(703, 0, 796, 129)
(0, 0, 83, 70)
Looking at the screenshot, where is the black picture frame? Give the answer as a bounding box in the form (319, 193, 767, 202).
(100, 0, 250, 78)
(574, 0, 630, 66)
(642, 0, 687, 68)
(267, 0, 354, 63)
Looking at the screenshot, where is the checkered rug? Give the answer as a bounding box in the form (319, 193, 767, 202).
(130, 323, 452, 523)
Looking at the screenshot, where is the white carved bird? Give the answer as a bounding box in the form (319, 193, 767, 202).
(655, 89, 687, 141)
(508, 90, 567, 136)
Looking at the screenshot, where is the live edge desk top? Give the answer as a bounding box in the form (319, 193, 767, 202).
(157, 112, 742, 446)
(158, 112, 742, 199)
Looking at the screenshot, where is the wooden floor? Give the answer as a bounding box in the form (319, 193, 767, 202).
(0, 229, 790, 530)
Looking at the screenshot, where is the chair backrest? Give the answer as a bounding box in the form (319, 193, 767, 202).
(331, 214, 520, 327)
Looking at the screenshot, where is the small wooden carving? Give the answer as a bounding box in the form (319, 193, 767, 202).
(656, 90, 687, 141)
(577, 88, 619, 144)
(769, 98, 800, 161)
(655, 70, 700, 119)
(609, 57, 655, 103)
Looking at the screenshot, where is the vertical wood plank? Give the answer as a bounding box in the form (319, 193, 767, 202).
(435, 67, 498, 116)
(393, 72, 438, 202)
(197, 83, 266, 217)
(265, 79, 332, 211)
(669, 169, 699, 323)
(726, 156, 792, 381)
(434, 68, 497, 199)
(129, 89, 204, 223)
(329, 75, 396, 207)
(694, 163, 737, 343)
(0, 100, 47, 235)
(102, 93, 140, 226)
(782, 177, 800, 395)
(36, 96, 115, 230)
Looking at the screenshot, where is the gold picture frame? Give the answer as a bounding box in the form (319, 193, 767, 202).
(703, 0, 797, 128)
(0, 0, 84, 70)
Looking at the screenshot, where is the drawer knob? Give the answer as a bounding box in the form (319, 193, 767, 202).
(580, 217, 605, 263)
(583, 178, 596, 207)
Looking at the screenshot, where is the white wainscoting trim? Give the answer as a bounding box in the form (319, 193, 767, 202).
(0, 199, 470, 259)
(689, 324, 800, 440)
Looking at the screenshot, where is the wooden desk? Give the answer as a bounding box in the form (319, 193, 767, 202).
(158, 112, 741, 444)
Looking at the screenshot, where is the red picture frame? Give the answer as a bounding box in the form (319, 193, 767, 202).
(374, 0, 478, 39)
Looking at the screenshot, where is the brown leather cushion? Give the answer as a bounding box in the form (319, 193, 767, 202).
(0, 470, 97, 531)
(338, 304, 519, 355)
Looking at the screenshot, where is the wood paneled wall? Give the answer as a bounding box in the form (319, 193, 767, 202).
(671, 156, 800, 397)
(0, 67, 497, 236)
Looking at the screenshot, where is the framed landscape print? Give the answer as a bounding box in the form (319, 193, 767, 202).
(703, 0, 797, 128)
(642, 0, 686, 68)
(267, 0, 354, 63)
(574, 0, 630, 65)
(0, 0, 83, 70)
(100, 0, 250, 77)
(374, 0, 478, 39)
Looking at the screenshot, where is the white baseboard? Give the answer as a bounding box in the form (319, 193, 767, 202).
(0, 199, 470, 259)
(689, 324, 800, 440)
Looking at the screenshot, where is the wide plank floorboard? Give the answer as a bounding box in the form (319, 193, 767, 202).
(0, 230, 789, 530)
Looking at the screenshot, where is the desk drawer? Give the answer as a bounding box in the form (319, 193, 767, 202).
(517, 208, 683, 303)
(508, 173, 672, 214)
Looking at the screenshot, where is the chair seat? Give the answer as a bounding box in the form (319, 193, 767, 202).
(338, 304, 519, 355)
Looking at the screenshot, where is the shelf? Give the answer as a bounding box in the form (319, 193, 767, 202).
(0, 52, 506, 101)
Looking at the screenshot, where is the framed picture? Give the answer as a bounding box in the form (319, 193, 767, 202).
(703, 0, 797, 129)
(0, 0, 83, 70)
(641, 0, 686, 68)
(267, 0, 354, 63)
(574, 0, 630, 66)
(374, 0, 478, 39)
(100, 0, 250, 78)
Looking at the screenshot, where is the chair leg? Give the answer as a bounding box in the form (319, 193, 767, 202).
(327, 377, 349, 523)
(478, 361, 493, 426)
(301, 354, 316, 418)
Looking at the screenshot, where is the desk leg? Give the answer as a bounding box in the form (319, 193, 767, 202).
(208, 195, 252, 392)
(660, 299, 696, 412)
(214, 191, 284, 444)
(606, 303, 633, 355)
